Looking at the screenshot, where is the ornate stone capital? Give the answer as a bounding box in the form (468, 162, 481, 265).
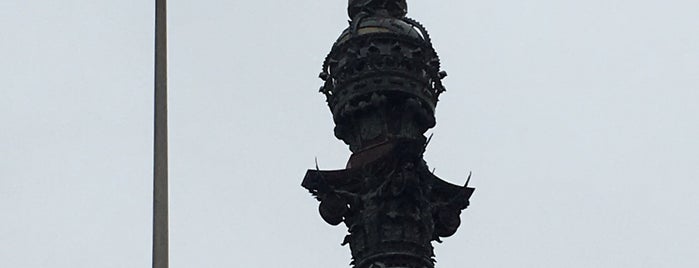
(303, 2, 473, 267)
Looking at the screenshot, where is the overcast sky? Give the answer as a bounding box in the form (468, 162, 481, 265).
(2, 0, 698, 267)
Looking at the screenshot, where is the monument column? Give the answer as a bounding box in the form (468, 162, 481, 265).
(302, 1, 474, 267)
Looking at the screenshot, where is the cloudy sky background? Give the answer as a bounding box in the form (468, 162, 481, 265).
(2, 0, 698, 267)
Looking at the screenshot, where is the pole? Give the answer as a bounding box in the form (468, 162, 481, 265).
(153, 0, 168, 267)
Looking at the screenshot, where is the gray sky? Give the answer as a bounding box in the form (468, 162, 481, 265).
(2, 0, 698, 267)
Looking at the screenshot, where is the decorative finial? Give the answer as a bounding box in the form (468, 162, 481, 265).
(348, 0, 408, 19)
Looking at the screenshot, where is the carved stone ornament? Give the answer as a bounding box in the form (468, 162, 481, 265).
(303, 1, 474, 267)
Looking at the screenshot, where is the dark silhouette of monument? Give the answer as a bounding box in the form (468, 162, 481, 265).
(302, 1, 474, 267)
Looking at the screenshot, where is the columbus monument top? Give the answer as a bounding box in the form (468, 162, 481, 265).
(303, 1, 474, 267)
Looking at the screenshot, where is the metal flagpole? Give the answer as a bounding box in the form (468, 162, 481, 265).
(153, 0, 168, 267)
